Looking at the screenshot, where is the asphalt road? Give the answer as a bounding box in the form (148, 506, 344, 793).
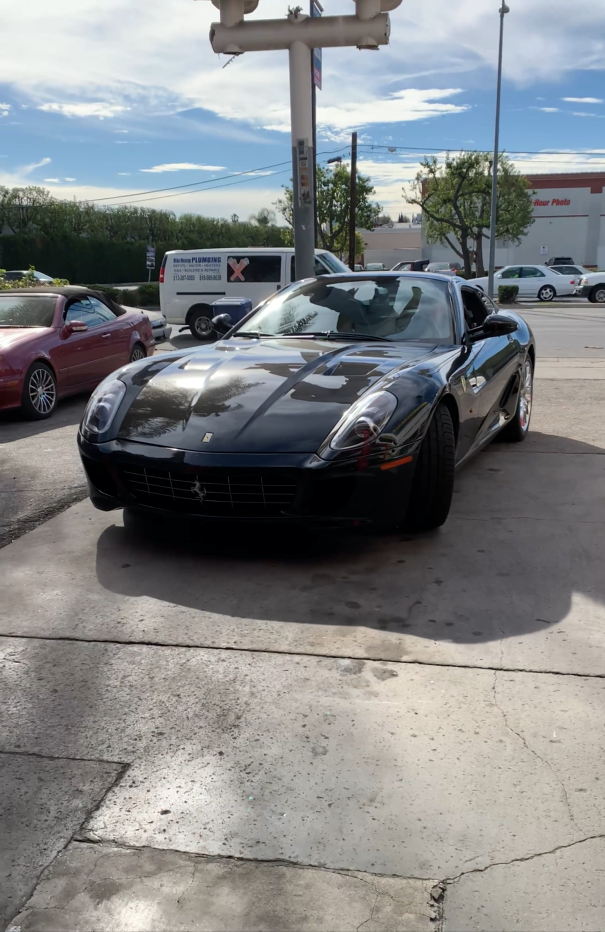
(0, 301, 603, 550)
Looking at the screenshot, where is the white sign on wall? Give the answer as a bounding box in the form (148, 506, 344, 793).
(540, 245, 548, 255)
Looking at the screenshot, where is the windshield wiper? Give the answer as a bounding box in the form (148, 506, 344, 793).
(303, 330, 389, 343)
(0, 324, 32, 329)
(233, 330, 275, 338)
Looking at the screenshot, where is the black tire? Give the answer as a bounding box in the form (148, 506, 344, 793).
(129, 343, 147, 363)
(188, 305, 214, 340)
(538, 284, 556, 302)
(21, 362, 57, 420)
(499, 356, 533, 443)
(589, 285, 605, 304)
(402, 403, 456, 531)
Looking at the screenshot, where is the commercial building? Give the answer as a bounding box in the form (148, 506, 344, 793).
(358, 223, 422, 268)
(423, 172, 605, 269)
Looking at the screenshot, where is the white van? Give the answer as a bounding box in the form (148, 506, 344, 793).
(159, 247, 349, 339)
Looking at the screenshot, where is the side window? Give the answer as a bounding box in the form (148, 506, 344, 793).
(461, 289, 488, 330)
(500, 267, 520, 279)
(88, 296, 117, 322)
(65, 297, 98, 327)
(314, 257, 330, 277)
(290, 255, 296, 283)
(226, 255, 281, 283)
(521, 267, 544, 278)
(478, 292, 498, 316)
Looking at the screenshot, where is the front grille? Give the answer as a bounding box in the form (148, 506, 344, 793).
(119, 465, 299, 518)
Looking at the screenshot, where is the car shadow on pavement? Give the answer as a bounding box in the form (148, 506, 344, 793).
(93, 431, 605, 647)
(0, 394, 89, 443)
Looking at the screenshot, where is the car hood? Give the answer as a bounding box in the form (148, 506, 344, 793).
(0, 327, 47, 354)
(118, 337, 444, 453)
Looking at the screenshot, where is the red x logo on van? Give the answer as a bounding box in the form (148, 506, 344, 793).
(228, 257, 249, 282)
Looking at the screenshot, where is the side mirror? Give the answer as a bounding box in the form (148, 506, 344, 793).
(481, 314, 518, 338)
(212, 313, 233, 335)
(64, 320, 88, 335)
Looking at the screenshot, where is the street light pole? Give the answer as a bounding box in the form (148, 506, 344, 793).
(487, 2, 509, 300)
(348, 131, 358, 270)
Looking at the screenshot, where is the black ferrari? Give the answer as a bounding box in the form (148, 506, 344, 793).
(78, 273, 535, 531)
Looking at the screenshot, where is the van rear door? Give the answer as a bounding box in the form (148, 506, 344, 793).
(224, 253, 283, 305)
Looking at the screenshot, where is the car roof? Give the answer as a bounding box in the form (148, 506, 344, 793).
(164, 247, 331, 255)
(0, 286, 91, 296)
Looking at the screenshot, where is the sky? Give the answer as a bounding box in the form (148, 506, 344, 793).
(1, 0, 605, 221)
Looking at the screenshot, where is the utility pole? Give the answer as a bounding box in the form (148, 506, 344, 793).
(310, 0, 323, 250)
(487, 3, 510, 299)
(348, 131, 357, 270)
(204, 0, 402, 281)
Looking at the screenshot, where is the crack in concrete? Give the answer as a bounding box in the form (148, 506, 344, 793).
(0, 748, 128, 767)
(491, 670, 583, 834)
(2, 632, 604, 679)
(444, 833, 605, 885)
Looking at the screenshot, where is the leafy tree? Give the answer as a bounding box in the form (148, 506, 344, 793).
(274, 164, 381, 254)
(249, 207, 276, 226)
(406, 152, 534, 277)
(397, 212, 410, 223)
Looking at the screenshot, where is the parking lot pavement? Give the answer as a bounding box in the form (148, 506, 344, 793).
(0, 395, 89, 549)
(2, 319, 605, 931)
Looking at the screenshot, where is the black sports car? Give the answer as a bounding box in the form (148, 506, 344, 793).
(78, 273, 535, 531)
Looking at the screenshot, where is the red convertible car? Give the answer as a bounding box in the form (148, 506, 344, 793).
(0, 287, 155, 419)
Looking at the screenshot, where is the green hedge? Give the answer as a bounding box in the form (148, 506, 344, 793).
(498, 284, 519, 304)
(0, 226, 289, 285)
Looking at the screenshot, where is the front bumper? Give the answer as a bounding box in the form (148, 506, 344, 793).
(574, 285, 591, 297)
(0, 374, 24, 412)
(152, 323, 172, 344)
(78, 435, 417, 527)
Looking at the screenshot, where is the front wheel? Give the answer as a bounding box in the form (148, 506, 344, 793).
(188, 307, 214, 340)
(22, 362, 57, 420)
(538, 284, 556, 302)
(402, 403, 456, 532)
(589, 285, 605, 304)
(499, 356, 533, 443)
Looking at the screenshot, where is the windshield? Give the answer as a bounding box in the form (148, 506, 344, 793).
(0, 295, 58, 328)
(319, 253, 349, 273)
(237, 276, 455, 343)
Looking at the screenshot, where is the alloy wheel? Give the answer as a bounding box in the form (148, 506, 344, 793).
(130, 345, 146, 362)
(518, 358, 533, 433)
(28, 367, 56, 415)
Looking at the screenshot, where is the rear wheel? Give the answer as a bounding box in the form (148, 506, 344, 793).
(22, 362, 57, 420)
(129, 343, 146, 363)
(499, 356, 533, 443)
(589, 285, 605, 304)
(402, 403, 455, 531)
(538, 284, 556, 302)
(188, 305, 214, 340)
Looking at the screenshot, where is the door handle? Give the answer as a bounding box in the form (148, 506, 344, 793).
(102, 333, 111, 339)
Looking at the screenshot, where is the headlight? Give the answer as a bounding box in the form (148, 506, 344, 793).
(82, 378, 126, 436)
(580, 277, 588, 285)
(320, 390, 398, 455)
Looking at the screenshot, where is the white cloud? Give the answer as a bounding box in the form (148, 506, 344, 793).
(117, 172, 131, 176)
(536, 106, 560, 112)
(64, 176, 76, 181)
(572, 111, 603, 118)
(140, 162, 226, 173)
(563, 97, 603, 103)
(23, 157, 51, 174)
(43, 177, 61, 183)
(38, 102, 130, 119)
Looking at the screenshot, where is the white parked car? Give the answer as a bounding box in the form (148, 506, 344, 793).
(575, 272, 605, 304)
(549, 263, 591, 284)
(159, 247, 348, 339)
(473, 265, 576, 301)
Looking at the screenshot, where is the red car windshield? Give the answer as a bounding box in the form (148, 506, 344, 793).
(0, 295, 57, 328)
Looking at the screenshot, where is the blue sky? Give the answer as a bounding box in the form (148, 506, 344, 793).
(1, 0, 604, 219)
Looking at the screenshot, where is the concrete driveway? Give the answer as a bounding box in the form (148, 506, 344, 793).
(1, 314, 605, 931)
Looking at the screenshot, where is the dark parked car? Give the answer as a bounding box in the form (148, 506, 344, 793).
(78, 273, 535, 531)
(0, 287, 155, 419)
(545, 256, 574, 267)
